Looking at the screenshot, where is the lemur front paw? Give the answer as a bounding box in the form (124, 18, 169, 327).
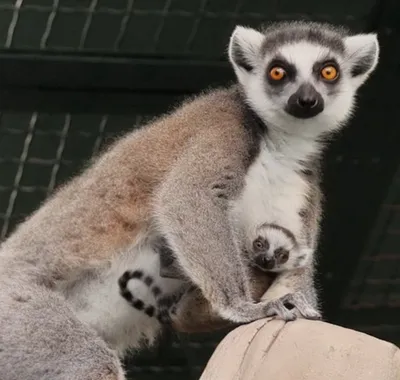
(264, 298, 298, 321)
(264, 292, 321, 322)
(277, 292, 322, 321)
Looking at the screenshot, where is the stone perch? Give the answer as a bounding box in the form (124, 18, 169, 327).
(200, 319, 400, 380)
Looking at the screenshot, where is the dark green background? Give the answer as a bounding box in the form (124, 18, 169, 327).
(0, 0, 399, 378)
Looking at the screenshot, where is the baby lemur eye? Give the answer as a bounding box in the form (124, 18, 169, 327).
(268, 66, 286, 81)
(320, 65, 339, 81)
(275, 247, 289, 260)
(253, 237, 268, 251)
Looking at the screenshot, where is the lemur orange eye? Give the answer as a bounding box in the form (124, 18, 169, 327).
(269, 66, 286, 81)
(321, 65, 338, 81)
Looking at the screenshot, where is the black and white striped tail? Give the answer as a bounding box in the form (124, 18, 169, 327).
(118, 270, 163, 318)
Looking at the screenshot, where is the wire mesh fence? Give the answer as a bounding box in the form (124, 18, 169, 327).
(0, 0, 375, 58)
(0, 111, 151, 239)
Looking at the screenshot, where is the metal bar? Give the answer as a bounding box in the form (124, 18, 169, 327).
(40, 0, 59, 49)
(0, 113, 36, 239)
(184, 0, 209, 52)
(0, 185, 47, 192)
(5, 0, 24, 48)
(113, 0, 136, 51)
(79, 0, 98, 50)
(46, 114, 71, 195)
(91, 115, 108, 157)
(152, 0, 173, 52)
(0, 157, 73, 165)
(0, 4, 349, 21)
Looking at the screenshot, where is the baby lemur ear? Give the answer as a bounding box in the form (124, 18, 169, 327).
(228, 26, 264, 74)
(344, 33, 380, 87)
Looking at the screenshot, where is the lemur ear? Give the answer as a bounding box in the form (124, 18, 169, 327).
(228, 26, 264, 73)
(344, 33, 379, 87)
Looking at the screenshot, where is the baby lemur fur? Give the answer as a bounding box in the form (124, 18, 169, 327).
(0, 21, 379, 380)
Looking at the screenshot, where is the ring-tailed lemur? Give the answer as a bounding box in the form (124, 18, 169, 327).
(0, 21, 379, 379)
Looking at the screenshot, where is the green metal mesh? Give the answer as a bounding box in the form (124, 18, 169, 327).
(0, 0, 375, 57)
(0, 112, 140, 238)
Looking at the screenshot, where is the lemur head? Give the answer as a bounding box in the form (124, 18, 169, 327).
(248, 223, 312, 273)
(228, 21, 379, 137)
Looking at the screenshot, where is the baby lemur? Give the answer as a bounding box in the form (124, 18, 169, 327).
(245, 223, 312, 273)
(0, 21, 379, 380)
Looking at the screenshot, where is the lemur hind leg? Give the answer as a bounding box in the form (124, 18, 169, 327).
(0, 278, 124, 380)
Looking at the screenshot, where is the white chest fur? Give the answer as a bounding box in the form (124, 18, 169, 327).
(232, 141, 309, 239)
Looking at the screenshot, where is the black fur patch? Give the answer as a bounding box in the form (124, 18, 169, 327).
(118, 271, 132, 288)
(156, 239, 185, 280)
(157, 241, 175, 267)
(259, 222, 297, 246)
(130, 270, 143, 279)
(144, 275, 153, 286)
(145, 305, 155, 317)
(133, 299, 144, 310)
(152, 286, 162, 298)
(120, 289, 133, 301)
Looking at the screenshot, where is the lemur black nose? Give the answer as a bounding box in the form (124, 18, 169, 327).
(254, 254, 275, 271)
(286, 83, 324, 119)
(297, 97, 318, 109)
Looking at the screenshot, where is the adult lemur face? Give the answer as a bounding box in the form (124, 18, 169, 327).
(228, 21, 379, 137)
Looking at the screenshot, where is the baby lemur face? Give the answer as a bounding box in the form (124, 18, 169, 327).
(249, 223, 310, 273)
(229, 22, 379, 137)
